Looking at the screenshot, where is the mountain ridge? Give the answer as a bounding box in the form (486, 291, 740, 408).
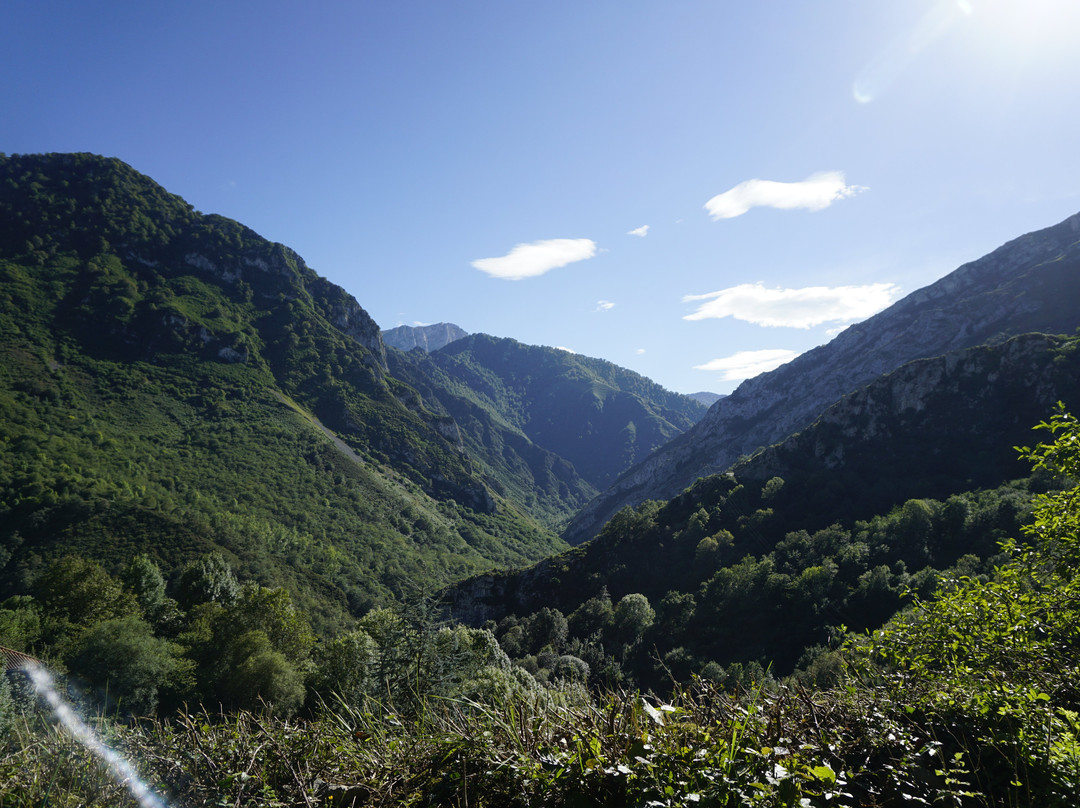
(0, 153, 568, 623)
(0, 152, 707, 618)
(446, 329, 1080, 636)
(563, 210, 1080, 544)
(387, 333, 707, 528)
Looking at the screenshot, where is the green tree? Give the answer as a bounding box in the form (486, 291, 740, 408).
(31, 556, 138, 656)
(524, 607, 568, 654)
(122, 554, 181, 631)
(176, 551, 240, 610)
(311, 628, 379, 704)
(610, 593, 655, 647)
(569, 590, 613, 639)
(857, 405, 1080, 802)
(32, 556, 136, 628)
(218, 630, 306, 716)
(70, 615, 192, 714)
(230, 583, 314, 661)
(0, 595, 42, 653)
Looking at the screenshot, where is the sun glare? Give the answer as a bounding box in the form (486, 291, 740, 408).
(854, 0, 1080, 104)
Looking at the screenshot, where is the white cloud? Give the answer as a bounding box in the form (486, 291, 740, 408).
(704, 171, 867, 220)
(472, 238, 597, 280)
(694, 349, 801, 381)
(627, 225, 650, 237)
(595, 300, 615, 312)
(682, 282, 900, 328)
(555, 346, 576, 353)
(635, 348, 646, 355)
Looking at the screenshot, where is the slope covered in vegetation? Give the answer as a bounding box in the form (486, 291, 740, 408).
(4, 409, 1079, 806)
(445, 333, 1080, 689)
(388, 334, 705, 531)
(0, 153, 564, 627)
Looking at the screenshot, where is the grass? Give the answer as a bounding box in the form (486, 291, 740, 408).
(0, 673, 1022, 808)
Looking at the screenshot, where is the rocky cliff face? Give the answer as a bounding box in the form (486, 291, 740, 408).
(383, 322, 468, 353)
(562, 210, 1080, 545)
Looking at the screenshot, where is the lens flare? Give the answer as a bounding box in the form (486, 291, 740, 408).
(23, 663, 167, 808)
(853, 0, 973, 103)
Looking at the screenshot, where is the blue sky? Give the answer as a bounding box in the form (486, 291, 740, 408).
(4, 1, 1080, 394)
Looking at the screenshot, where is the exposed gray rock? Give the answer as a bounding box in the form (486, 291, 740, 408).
(383, 322, 468, 353)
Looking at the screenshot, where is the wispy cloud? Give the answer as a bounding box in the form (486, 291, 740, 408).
(627, 225, 650, 237)
(635, 348, 646, 355)
(555, 346, 576, 353)
(704, 171, 866, 220)
(595, 300, 615, 312)
(472, 238, 597, 281)
(694, 349, 800, 381)
(682, 282, 899, 328)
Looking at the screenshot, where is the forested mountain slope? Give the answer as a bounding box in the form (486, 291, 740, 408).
(388, 335, 706, 529)
(0, 153, 564, 628)
(565, 210, 1080, 544)
(447, 331, 1080, 682)
(430, 334, 705, 490)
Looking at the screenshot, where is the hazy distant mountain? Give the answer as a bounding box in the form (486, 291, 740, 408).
(383, 322, 468, 353)
(388, 334, 708, 528)
(688, 391, 723, 407)
(563, 210, 1080, 544)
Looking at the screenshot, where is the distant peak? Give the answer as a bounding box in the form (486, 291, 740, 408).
(382, 322, 468, 353)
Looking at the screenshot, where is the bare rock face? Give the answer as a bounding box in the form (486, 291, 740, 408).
(562, 211, 1080, 545)
(383, 322, 468, 353)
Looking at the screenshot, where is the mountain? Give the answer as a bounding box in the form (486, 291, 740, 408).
(387, 334, 708, 528)
(563, 211, 1080, 544)
(419, 334, 706, 491)
(382, 322, 468, 353)
(446, 330, 1080, 677)
(688, 391, 723, 407)
(0, 153, 564, 627)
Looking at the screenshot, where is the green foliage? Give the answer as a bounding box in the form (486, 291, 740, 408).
(69, 615, 192, 715)
(5, 402, 1080, 808)
(176, 551, 240, 609)
(219, 630, 307, 717)
(610, 592, 654, 648)
(319, 599, 524, 712)
(850, 404, 1080, 803)
(121, 554, 168, 618)
(0, 595, 41, 652)
(0, 152, 567, 633)
(0, 674, 1001, 808)
(469, 452, 1045, 690)
(174, 580, 314, 714)
(387, 333, 706, 530)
